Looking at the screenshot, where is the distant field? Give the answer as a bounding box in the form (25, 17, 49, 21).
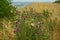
(0, 3, 60, 40)
(20, 3, 60, 18)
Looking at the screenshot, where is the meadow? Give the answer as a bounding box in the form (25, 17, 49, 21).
(0, 3, 60, 40)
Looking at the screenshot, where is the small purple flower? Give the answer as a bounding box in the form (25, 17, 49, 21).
(15, 22, 18, 26)
(14, 29, 19, 33)
(15, 19, 20, 26)
(16, 21, 19, 25)
(16, 22, 18, 24)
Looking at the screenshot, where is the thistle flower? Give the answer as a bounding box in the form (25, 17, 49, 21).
(15, 20, 20, 27)
(16, 21, 19, 25)
(14, 29, 19, 33)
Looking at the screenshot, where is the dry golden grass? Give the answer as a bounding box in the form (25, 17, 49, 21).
(19, 3, 60, 19)
(0, 19, 16, 40)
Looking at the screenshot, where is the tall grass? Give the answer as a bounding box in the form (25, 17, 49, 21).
(0, 7, 60, 40)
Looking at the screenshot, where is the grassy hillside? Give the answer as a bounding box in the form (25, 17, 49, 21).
(18, 3, 60, 40)
(0, 3, 60, 40)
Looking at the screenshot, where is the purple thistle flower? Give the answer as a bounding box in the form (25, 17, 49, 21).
(14, 29, 19, 33)
(15, 21, 20, 27)
(16, 21, 19, 25)
(16, 22, 18, 24)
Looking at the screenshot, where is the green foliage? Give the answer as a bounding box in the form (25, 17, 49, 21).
(42, 10, 52, 19)
(0, 0, 16, 19)
(54, 0, 60, 3)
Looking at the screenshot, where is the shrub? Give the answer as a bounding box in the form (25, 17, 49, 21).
(54, 0, 60, 3)
(0, 0, 16, 19)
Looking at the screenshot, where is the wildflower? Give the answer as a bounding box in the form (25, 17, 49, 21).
(16, 21, 19, 25)
(14, 29, 19, 33)
(15, 21, 20, 27)
(30, 23, 35, 27)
